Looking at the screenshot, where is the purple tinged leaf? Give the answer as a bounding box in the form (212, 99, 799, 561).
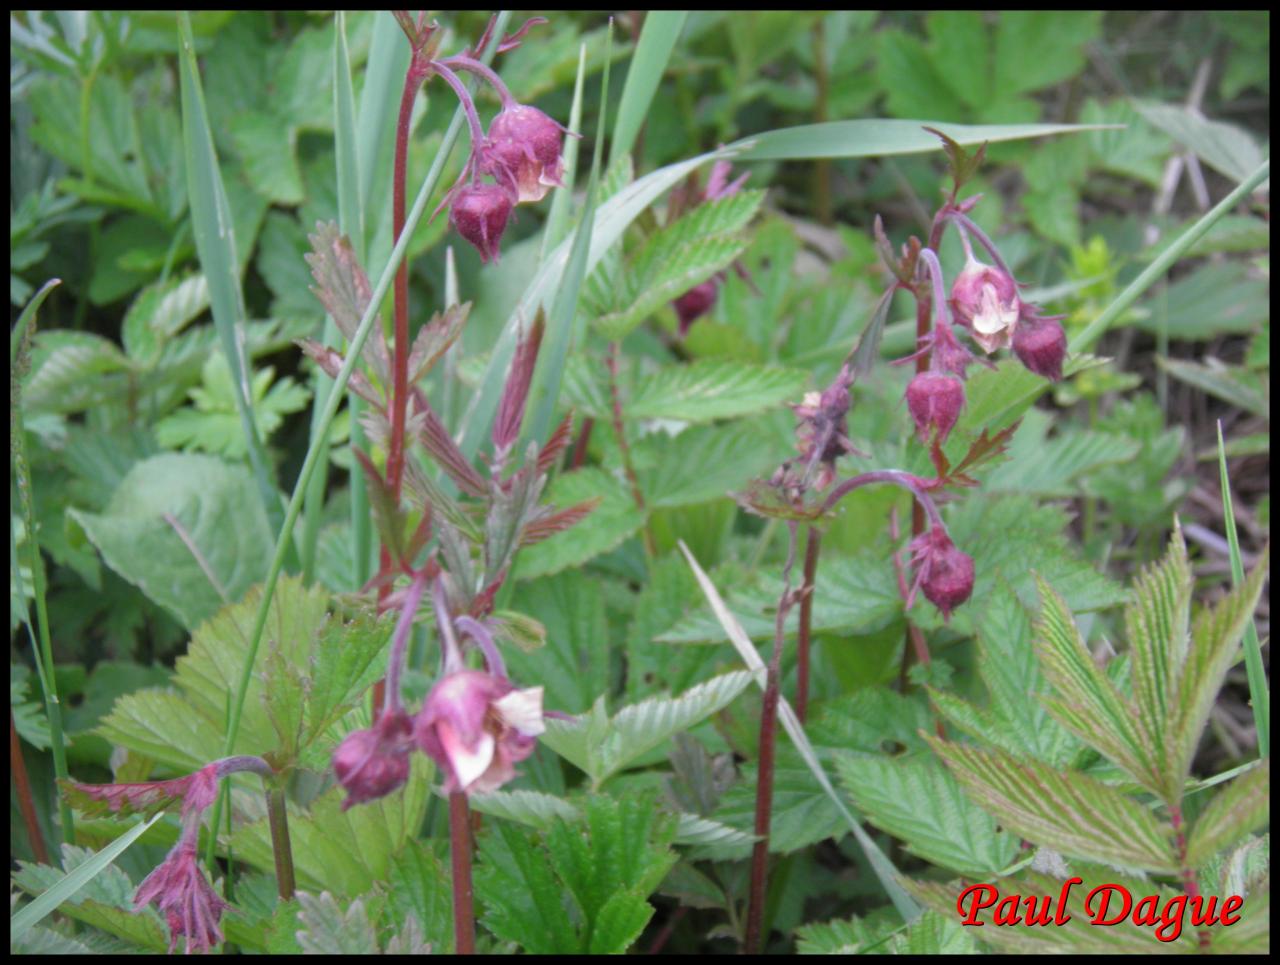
(417, 397, 488, 498)
(305, 221, 391, 381)
(295, 338, 385, 408)
(536, 412, 576, 476)
(493, 311, 546, 455)
(518, 498, 600, 547)
(353, 448, 407, 567)
(407, 303, 470, 384)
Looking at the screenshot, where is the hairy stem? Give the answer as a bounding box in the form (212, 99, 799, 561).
(449, 790, 476, 954)
(439, 54, 518, 108)
(606, 342, 654, 557)
(745, 524, 799, 953)
(1170, 804, 1212, 952)
(265, 784, 296, 901)
(796, 527, 821, 722)
(384, 568, 431, 716)
(11, 708, 49, 864)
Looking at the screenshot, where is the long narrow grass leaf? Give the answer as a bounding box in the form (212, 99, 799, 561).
(177, 14, 283, 541)
(610, 11, 687, 164)
(523, 24, 612, 449)
(1218, 421, 1268, 758)
(10, 814, 164, 941)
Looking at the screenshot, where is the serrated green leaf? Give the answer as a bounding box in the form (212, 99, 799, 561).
(96, 688, 227, 771)
(1032, 576, 1156, 794)
(21, 330, 132, 417)
(468, 789, 581, 829)
(1187, 759, 1271, 867)
(68, 453, 274, 630)
(715, 748, 850, 854)
(927, 739, 1178, 872)
(293, 891, 379, 955)
(1168, 546, 1270, 792)
(474, 819, 578, 953)
(836, 752, 1021, 876)
(626, 359, 807, 423)
(508, 572, 610, 714)
(639, 419, 790, 509)
(542, 671, 753, 787)
(659, 551, 901, 643)
(231, 752, 432, 896)
(512, 468, 645, 581)
(387, 838, 454, 953)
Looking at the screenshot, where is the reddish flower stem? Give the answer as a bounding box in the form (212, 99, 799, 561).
(11, 708, 49, 864)
(1170, 804, 1213, 952)
(795, 526, 821, 723)
(744, 525, 799, 954)
(449, 790, 476, 954)
(606, 342, 654, 557)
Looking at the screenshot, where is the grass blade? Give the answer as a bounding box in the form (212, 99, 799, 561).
(523, 23, 614, 449)
(177, 14, 285, 545)
(677, 540, 921, 923)
(540, 42, 588, 260)
(610, 11, 687, 164)
(10, 813, 164, 941)
(11, 278, 74, 848)
(1070, 159, 1270, 353)
(1217, 420, 1268, 758)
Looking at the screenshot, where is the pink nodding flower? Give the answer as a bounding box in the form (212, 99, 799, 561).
(450, 182, 514, 264)
(134, 830, 229, 955)
(414, 669, 545, 795)
(905, 371, 965, 444)
(331, 708, 415, 811)
(485, 104, 567, 203)
(1012, 309, 1068, 382)
(907, 527, 975, 621)
(950, 255, 1020, 354)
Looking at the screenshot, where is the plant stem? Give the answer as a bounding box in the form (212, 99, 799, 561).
(265, 785, 296, 901)
(1169, 804, 1212, 952)
(606, 341, 654, 558)
(744, 524, 799, 954)
(449, 790, 476, 954)
(11, 708, 49, 864)
(796, 527, 821, 722)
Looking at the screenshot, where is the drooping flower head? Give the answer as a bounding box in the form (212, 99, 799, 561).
(134, 829, 229, 955)
(450, 182, 514, 264)
(907, 526, 975, 621)
(331, 708, 415, 811)
(414, 669, 545, 794)
(905, 371, 965, 444)
(1012, 308, 1068, 382)
(484, 104, 568, 203)
(950, 254, 1020, 353)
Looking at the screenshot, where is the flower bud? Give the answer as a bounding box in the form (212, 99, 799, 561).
(950, 256, 1020, 353)
(450, 183, 513, 264)
(1013, 313, 1067, 382)
(905, 371, 965, 443)
(909, 527, 975, 620)
(673, 281, 718, 336)
(331, 709, 413, 810)
(486, 104, 566, 203)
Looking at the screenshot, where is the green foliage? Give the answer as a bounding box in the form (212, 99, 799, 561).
(474, 793, 678, 953)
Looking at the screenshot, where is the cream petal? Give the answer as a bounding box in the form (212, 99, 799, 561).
(438, 721, 495, 790)
(492, 686, 546, 736)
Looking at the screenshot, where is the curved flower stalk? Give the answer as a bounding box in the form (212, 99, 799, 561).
(64, 755, 278, 954)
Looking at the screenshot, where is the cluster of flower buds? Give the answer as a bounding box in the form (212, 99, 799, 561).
(331, 575, 547, 809)
(669, 160, 752, 335)
(392, 15, 572, 264)
(65, 756, 275, 954)
(898, 213, 1069, 446)
(789, 365, 861, 491)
